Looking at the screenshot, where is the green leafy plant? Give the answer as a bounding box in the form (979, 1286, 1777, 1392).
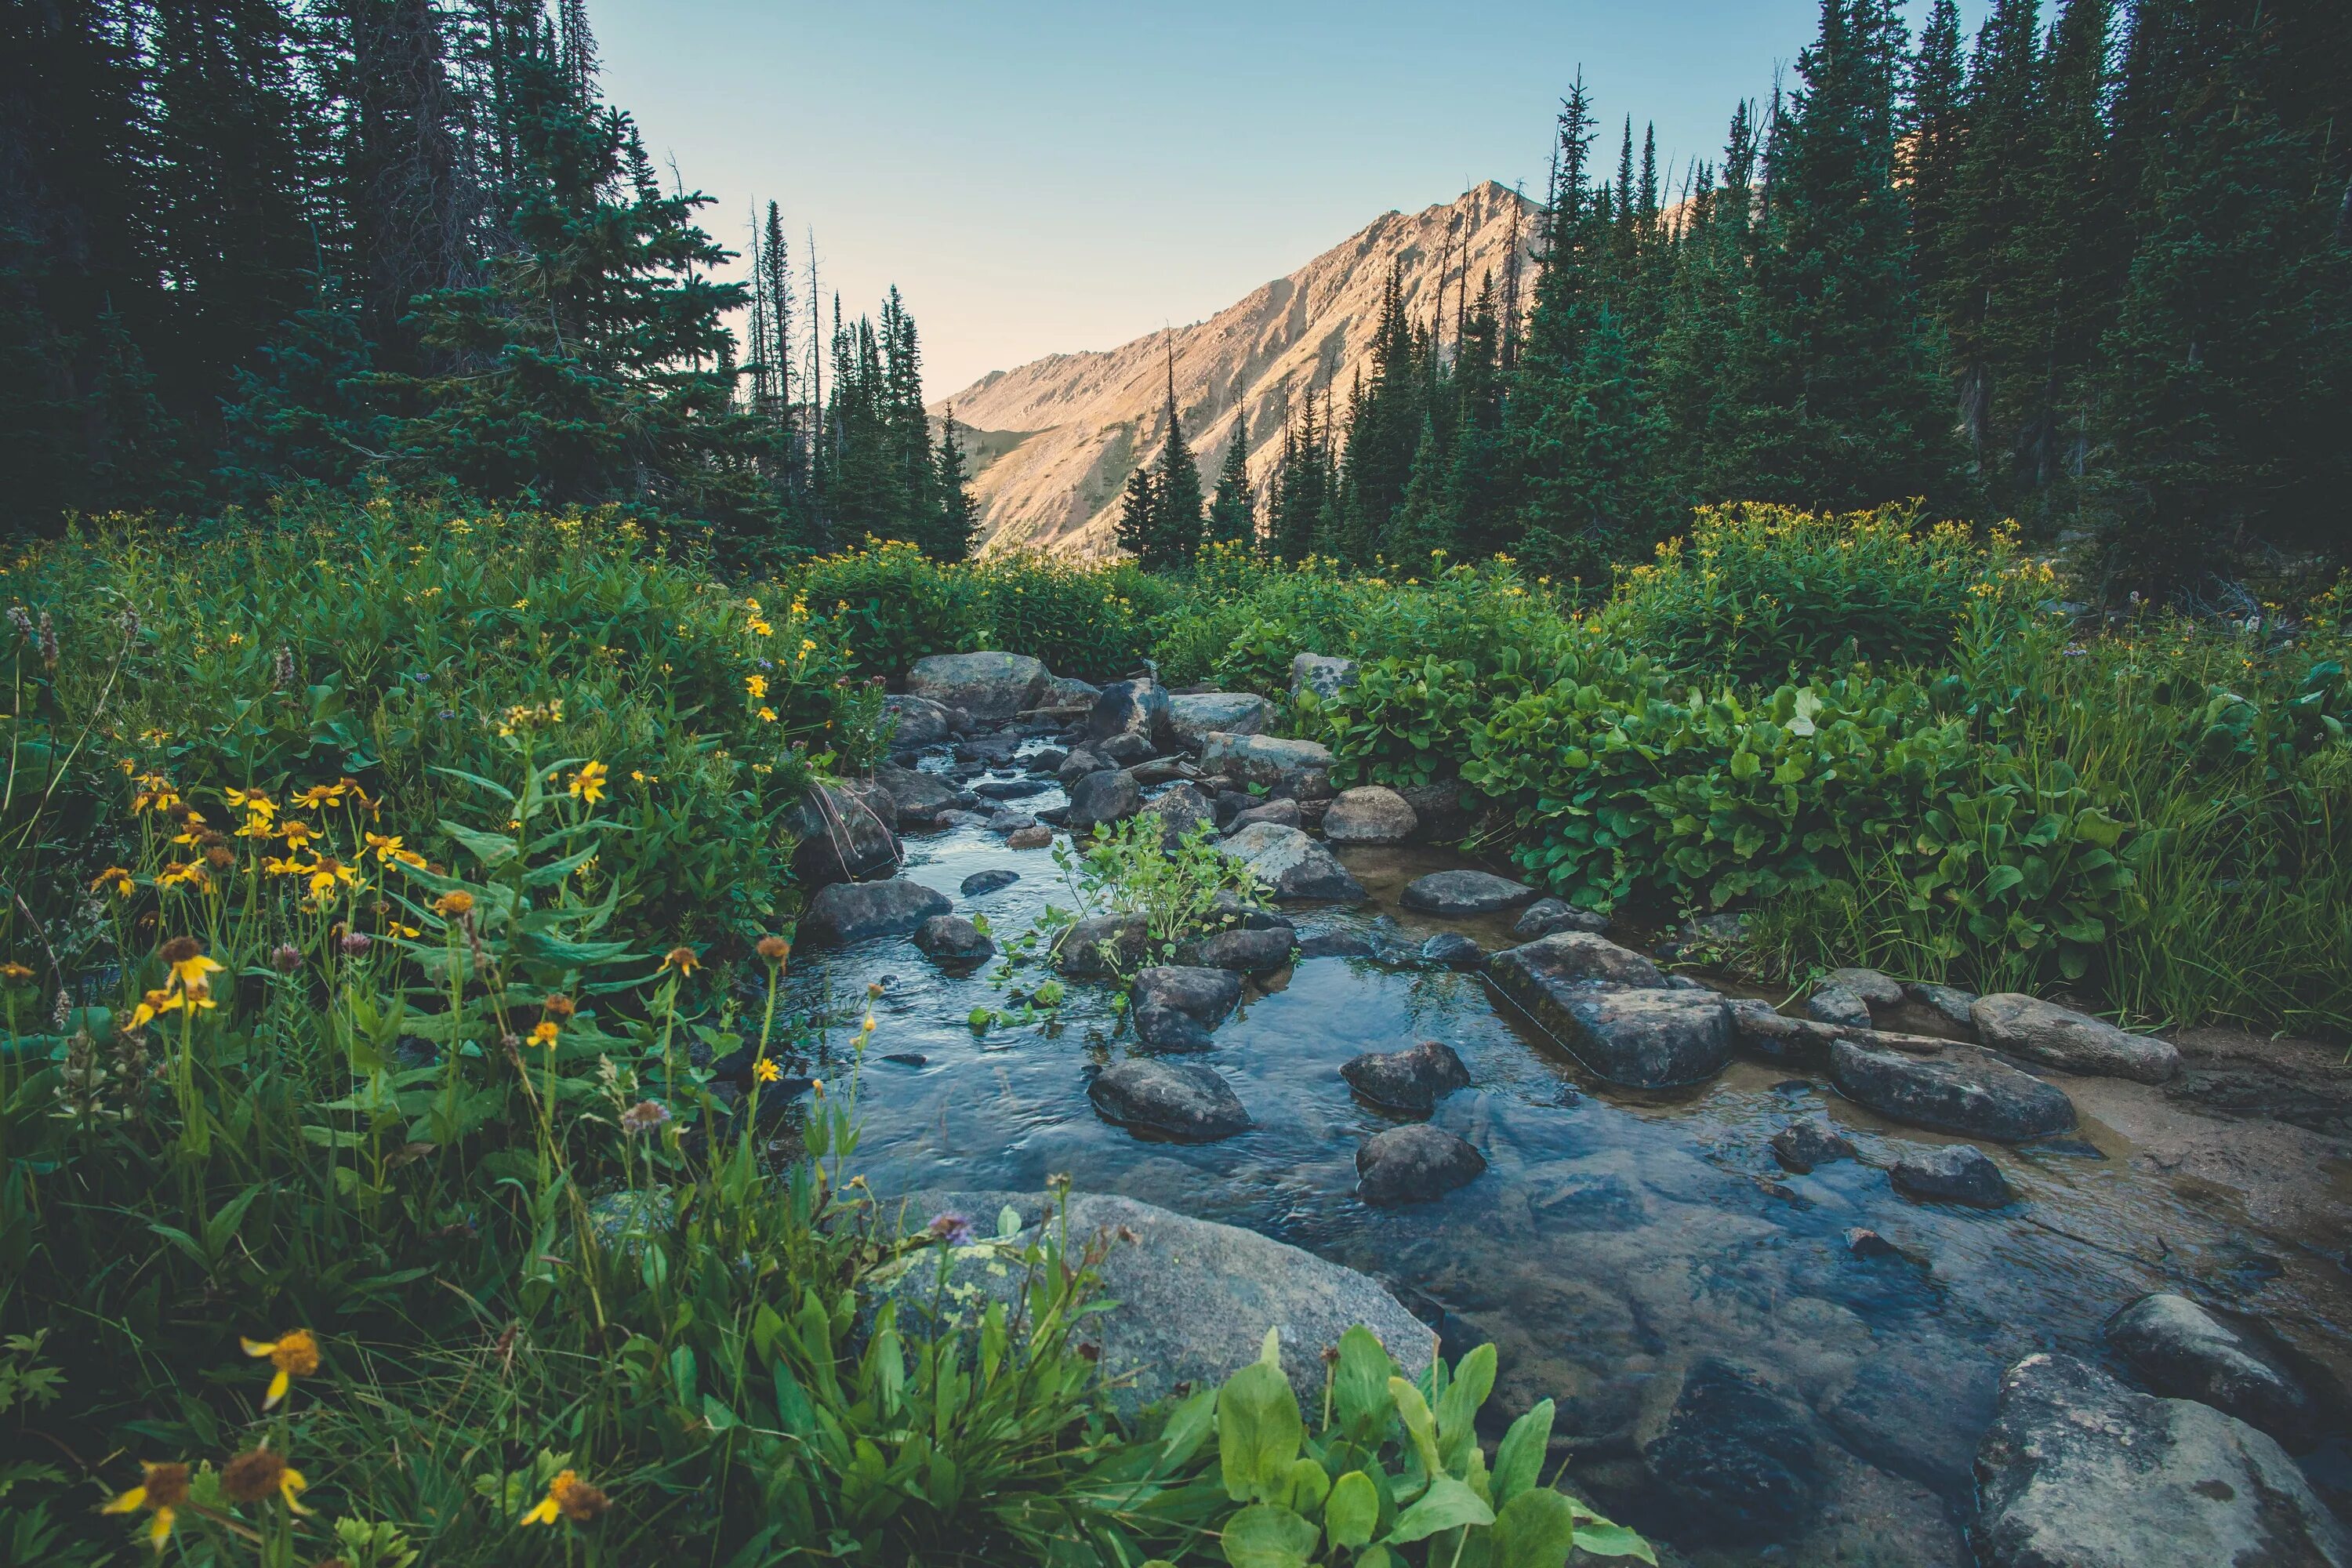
(1048, 815, 1262, 975)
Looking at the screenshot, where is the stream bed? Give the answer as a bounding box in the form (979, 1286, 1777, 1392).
(781, 754, 2352, 1566)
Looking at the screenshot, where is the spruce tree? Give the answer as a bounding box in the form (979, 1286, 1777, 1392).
(1149, 341, 1206, 566)
(931, 409, 978, 561)
(1205, 409, 1256, 547)
(1114, 460, 1158, 561)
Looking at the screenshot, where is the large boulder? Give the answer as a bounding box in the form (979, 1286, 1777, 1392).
(1221, 821, 1364, 902)
(1493, 931, 1665, 989)
(1890, 1144, 2010, 1207)
(879, 1189, 1432, 1413)
(1828, 1037, 2077, 1142)
(1323, 786, 1419, 845)
(1166, 692, 1272, 752)
(1065, 769, 1144, 833)
(1087, 1058, 1250, 1142)
(1489, 955, 1733, 1088)
(1087, 677, 1173, 751)
(1044, 673, 1102, 710)
(800, 877, 950, 945)
(1399, 869, 1537, 916)
(880, 693, 956, 749)
(1640, 1358, 1821, 1543)
(872, 761, 961, 826)
(905, 652, 1049, 722)
(1290, 652, 1359, 703)
(1973, 1353, 2351, 1568)
(1356, 1123, 1486, 1206)
(1341, 1039, 1472, 1116)
(788, 780, 902, 887)
(2104, 1294, 2322, 1450)
(1972, 993, 2180, 1083)
(1139, 781, 1216, 845)
(1200, 732, 1335, 800)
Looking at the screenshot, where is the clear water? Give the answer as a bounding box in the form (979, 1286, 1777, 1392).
(780, 753, 2352, 1565)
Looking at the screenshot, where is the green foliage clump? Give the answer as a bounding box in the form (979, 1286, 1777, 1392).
(796, 537, 992, 674)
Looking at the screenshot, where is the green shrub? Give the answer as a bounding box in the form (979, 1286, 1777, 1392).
(794, 536, 989, 676)
(973, 554, 1155, 679)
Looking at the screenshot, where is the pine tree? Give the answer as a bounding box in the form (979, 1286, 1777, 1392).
(1903, 0, 1969, 307)
(216, 270, 386, 498)
(931, 408, 978, 561)
(1149, 338, 1206, 566)
(1943, 0, 2045, 464)
(1114, 460, 1158, 561)
(1205, 408, 1256, 547)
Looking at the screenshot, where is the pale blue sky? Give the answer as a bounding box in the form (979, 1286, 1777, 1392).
(595, 1, 1987, 396)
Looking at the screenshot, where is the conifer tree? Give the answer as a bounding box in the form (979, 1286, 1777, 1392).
(1114, 460, 1158, 561)
(1149, 339, 1206, 566)
(931, 409, 978, 561)
(1206, 409, 1256, 547)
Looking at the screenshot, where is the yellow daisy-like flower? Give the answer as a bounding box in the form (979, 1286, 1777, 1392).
(745, 673, 768, 699)
(224, 787, 276, 820)
(757, 706, 777, 723)
(520, 1468, 609, 1526)
(568, 760, 608, 804)
(364, 831, 408, 864)
(798, 638, 817, 656)
(752, 1056, 780, 1083)
(241, 1328, 320, 1409)
(128, 987, 179, 1029)
(659, 946, 700, 976)
(289, 783, 343, 811)
(102, 1460, 191, 1551)
(0, 961, 32, 982)
(90, 866, 135, 898)
(157, 937, 221, 993)
(433, 891, 475, 919)
(305, 857, 356, 899)
(529, 1020, 559, 1047)
(279, 819, 317, 850)
(747, 618, 773, 637)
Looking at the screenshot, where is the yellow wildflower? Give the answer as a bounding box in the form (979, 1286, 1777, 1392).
(745, 673, 768, 699)
(241, 1328, 320, 1409)
(659, 946, 700, 976)
(433, 891, 475, 919)
(568, 760, 608, 804)
(753, 1056, 781, 1083)
(0, 961, 31, 983)
(102, 1460, 191, 1550)
(757, 706, 777, 723)
(528, 1020, 559, 1047)
(279, 819, 316, 850)
(91, 866, 134, 898)
(521, 1468, 609, 1526)
(220, 1446, 310, 1513)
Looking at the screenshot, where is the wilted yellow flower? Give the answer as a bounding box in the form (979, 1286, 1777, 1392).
(0, 961, 31, 983)
(659, 946, 700, 976)
(432, 891, 476, 918)
(91, 866, 134, 898)
(521, 1468, 608, 1526)
(220, 1446, 310, 1512)
(241, 1328, 319, 1409)
(102, 1460, 191, 1550)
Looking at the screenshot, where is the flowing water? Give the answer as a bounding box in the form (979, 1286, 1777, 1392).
(780, 749, 2352, 1566)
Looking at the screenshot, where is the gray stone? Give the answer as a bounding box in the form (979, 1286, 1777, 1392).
(1419, 931, 1485, 970)
(1207, 890, 1292, 931)
(873, 761, 962, 826)
(1290, 652, 1359, 703)
(1513, 898, 1610, 939)
(1972, 993, 2180, 1083)
(1845, 1228, 1903, 1261)
(985, 808, 1038, 834)
(1005, 825, 1053, 850)
(1890, 1144, 2009, 1207)
(960, 869, 1018, 898)
(1341, 1039, 1472, 1116)
(1823, 1348, 1998, 1497)
(1065, 768, 1144, 832)
(789, 779, 902, 887)
(1056, 748, 1112, 789)
(1131, 965, 1243, 1028)
(1098, 730, 1154, 766)
(880, 694, 955, 748)
(1323, 786, 1419, 845)
(1906, 981, 1980, 1033)
(1044, 674, 1102, 710)
(1224, 797, 1302, 833)
(913, 915, 994, 965)
(1770, 1119, 1857, 1174)
(1025, 746, 1069, 775)
(1973, 1353, 2351, 1568)
(2104, 1294, 2321, 1450)
(935, 809, 991, 829)
(1491, 931, 1666, 989)
(1356, 1123, 1486, 1206)
(1805, 985, 1875, 1029)
(1087, 1058, 1250, 1142)
(1489, 953, 1733, 1088)
(1393, 779, 1476, 842)
(1184, 926, 1296, 974)
(1642, 1358, 1821, 1542)
(1399, 869, 1536, 916)
(1829, 1037, 2077, 1142)
(880, 1189, 1431, 1414)
(1127, 756, 1190, 786)
(1727, 997, 1843, 1065)
(1133, 1003, 1214, 1051)
(1055, 913, 1147, 976)
(1298, 931, 1378, 960)
(973, 776, 1052, 801)
(1166, 691, 1273, 752)
(905, 652, 1049, 721)
(1087, 677, 1173, 750)
(1221, 820, 1364, 901)
(1200, 731, 1335, 799)
(801, 877, 951, 945)
(1140, 782, 1217, 845)
(1824, 967, 1905, 1009)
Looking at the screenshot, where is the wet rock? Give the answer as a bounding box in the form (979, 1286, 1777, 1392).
(1905, 980, 1980, 1033)
(1828, 1037, 2077, 1142)
(880, 694, 956, 748)
(1140, 782, 1216, 845)
(1393, 779, 1476, 842)
(1642, 1358, 1820, 1542)
(1419, 931, 1485, 970)
(1057, 747, 1112, 789)
(1205, 889, 1292, 931)
(1054, 913, 1147, 976)
(1184, 926, 1296, 974)
(881, 1052, 927, 1067)
(1323, 786, 1419, 845)
(1200, 731, 1336, 800)
(1133, 1004, 1214, 1051)
(1493, 931, 1665, 989)
(1290, 652, 1359, 702)
(1221, 821, 1365, 901)
(1356, 1123, 1486, 1206)
(913, 915, 995, 965)
(1097, 730, 1155, 766)
(1044, 673, 1102, 710)
(1490, 952, 1733, 1087)
(1298, 931, 1378, 960)
(1131, 964, 1243, 1029)
(1824, 967, 1905, 1010)
(1972, 993, 2180, 1083)
(906, 652, 1049, 721)
(801, 877, 951, 945)
(2103, 1293, 2321, 1449)
(1513, 897, 1610, 939)
(974, 776, 1052, 801)
(1400, 869, 1537, 916)
(1087, 1058, 1250, 1142)
(1770, 1119, 1857, 1174)
(1823, 1348, 1998, 1496)
(1726, 998, 1842, 1065)
(984, 808, 1037, 834)
(1209, 788, 1254, 828)
(1845, 1227, 1903, 1260)
(1025, 746, 1069, 775)
(1973, 1353, 2352, 1568)
(954, 732, 1026, 767)
(1341, 1039, 1472, 1116)
(1005, 825, 1053, 850)
(1127, 756, 1192, 786)
(884, 1189, 1430, 1414)
(789, 779, 902, 887)
(1890, 1144, 2009, 1207)
(1065, 768, 1144, 832)
(873, 761, 961, 826)
(1166, 691, 1272, 752)
(1804, 985, 1875, 1028)
(1087, 677, 1173, 750)
(1223, 797, 1301, 833)
(936, 809, 991, 829)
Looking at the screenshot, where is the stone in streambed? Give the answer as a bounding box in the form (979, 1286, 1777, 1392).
(1298, 931, 1378, 960)
(913, 915, 994, 965)
(800, 877, 950, 945)
(973, 776, 1052, 801)
(788, 779, 901, 887)
(1824, 967, 1904, 1009)
(1804, 985, 1875, 1028)
(905, 652, 1048, 721)
(2103, 1293, 2321, 1449)
(873, 761, 961, 826)
(1356, 1123, 1486, 1205)
(1057, 747, 1111, 789)
(1133, 1004, 1214, 1051)
(1399, 869, 1537, 916)
(1223, 797, 1301, 833)
(1419, 931, 1484, 970)
(1087, 677, 1173, 750)
(1323, 786, 1418, 845)
(1140, 781, 1216, 844)
(1494, 931, 1664, 988)
(880, 693, 956, 748)
(1182, 926, 1296, 974)
(1065, 768, 1143, 832)
(1727, 997, 1845, 1065)
(1770, 1119, 1857, 1174)
(1221, 821, 1363, 901)
(1490, 935, 1730, 1087)
(1971, 993, 2180, 1083)
(1130, 965, 1243, 1029)
(1640, 1358, 1822, 1542)
(1513, 897, 1610, 939)
(984, 808, 1036, 834)
(1890, 1144, 2009, 1207)
(1828, 1037, 2075, 1142)
(960, 868, 1019, 898)
(1098, 731, 1154, 766)
(1904, 980, 1980, 1033)
(1341, 1039, 1472, 1116)
(1087, 1058, 1250, 1142)
(1165, 691, 1272, 752)
(1005, 825, 1053, 849)
(1054, 913, 1145, 976)
(1200, 731, 1334, 799)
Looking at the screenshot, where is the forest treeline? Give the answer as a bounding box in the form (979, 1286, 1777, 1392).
(0, 0, 975, 561)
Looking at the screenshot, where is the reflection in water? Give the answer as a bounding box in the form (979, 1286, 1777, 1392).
(783, 760, 2352, 1564)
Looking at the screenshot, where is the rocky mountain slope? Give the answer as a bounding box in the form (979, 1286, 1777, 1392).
(933, 181, 1538, 557)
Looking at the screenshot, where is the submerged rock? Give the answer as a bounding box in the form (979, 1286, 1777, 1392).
(1221, 821, 1364, 901)
(1065, 768, 1144, 832)
(1298, 931, 1379, 960)
(1890, 1144, 2010, 1207)
(1323, 786, 1419, 845)
(1341, 1039, 1472, 1116)
(1356, 1123, 1486, 1206)
(1770, 1119, 1857, 1174)
(1087, 1058, 1250, 1142)
(1828, 1037, 2076, 1142)
(1399, 869, 1537, 916)
(1641, 1358, 1820, 1542)
(1972, 993, 2180, 1083)
(1513, 897, 1610, 939)
(1973, 1353, 2351, 1568)
(906, 652, 1048, 721)
(2104, 1293, 2322, 1450)
(913, 914, 994, 965)
(960, 868, 1020, 898)
(1166, 691, 1272, 752)
(801, 878, 950, 945)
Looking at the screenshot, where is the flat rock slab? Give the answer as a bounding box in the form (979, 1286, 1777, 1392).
(1490, 971, 1733, 1087)
(1890, 1144, 2009, 1207)
(905, 652, 1048, 721)
(1221, 820, 1364, 901)
(1973, 993, 2180, 1083)
(801, 877, 951, 945)
(1494, 931, 1665, 989)
(1087, 1058, 1250, 1142)
(2105, 1293, 2321, 1450)
(1356, 1123, 1486, 1206)
(880, 1189, 1432, 1414)
(1166, 691, 1272, 751)
(1514, 897, 1610, 940)
(1400, 869, 1537, 915)
(1341, 1039, 1472, 1116)
(1829, 1037, 2076, 1142)
(1201, 731, 1334, 796)
(1323, 786, 1419, 845)
(1974, 1353, 2351, 1568)
(1641, 1357, 1821, 1542)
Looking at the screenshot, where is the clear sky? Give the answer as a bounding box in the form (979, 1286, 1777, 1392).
(594, 0, 1985, 397)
